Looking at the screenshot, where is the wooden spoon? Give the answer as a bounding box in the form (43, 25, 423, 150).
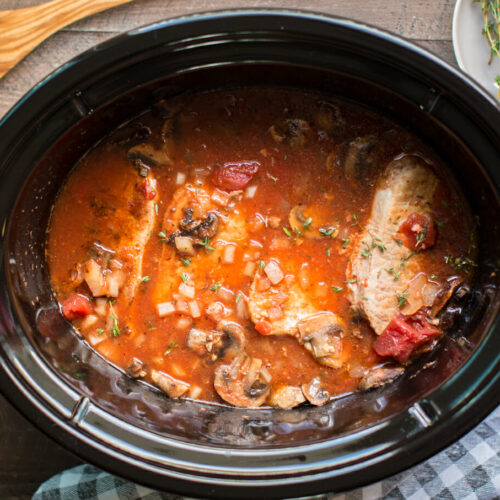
(0, 0, 133, 79)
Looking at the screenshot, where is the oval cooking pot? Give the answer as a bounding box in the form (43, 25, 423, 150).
(0, 10, 500, 499)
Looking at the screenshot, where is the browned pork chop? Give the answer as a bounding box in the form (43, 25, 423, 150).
(347, 155, 439, 334)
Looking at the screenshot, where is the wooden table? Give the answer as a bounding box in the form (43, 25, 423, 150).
(0, 1, 458, 498)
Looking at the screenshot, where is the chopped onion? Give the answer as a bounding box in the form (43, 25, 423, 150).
(211, 188, 230, 207)
(235, 295, 249, 320)
(175, 300, 190, 315)
(106, 269, 125, 297)
(188, 300, 201, 318)
(223, 244, 236, 264)
(205, 302, 225, 323)
(217, 286, 234, 303)
(174, 236, 195, 256)
(422, 281, 441, 307)
(178, 283, 195, 299)
(260, 366, 272, 384)
(83, 258, 107, 296)
(176, 171, 186, 185)
(189, 385, 203, 399)
(175, 316, 192, 330)
(156, 301, 176, 317)
(402, 272, 428, 315)
(243, 261, 256, 277)
(298, 263, 310, 291)
(245, 185, 258, 198)
(93, 298, 108, 317)
(264, 260, 284, 285)
(88, 332, 106, 346)
(80, 314, 98, 329)
(270, 237, 290, 250)
(170, 363, 186, 377)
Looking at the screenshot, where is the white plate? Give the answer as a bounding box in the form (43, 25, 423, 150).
(453, 0, 500, 99)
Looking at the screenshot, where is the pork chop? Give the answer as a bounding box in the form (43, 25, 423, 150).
(347, 155, 439, 334)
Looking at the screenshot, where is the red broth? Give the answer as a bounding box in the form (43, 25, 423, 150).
(46, 88, 475, 408)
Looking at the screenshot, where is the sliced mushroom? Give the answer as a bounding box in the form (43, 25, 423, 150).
(316, 101, 345, 136)
(127, 143, 172, 170)
(344, 135, 377, 182)
(176, 208, 219, 242)
(289, 205, 308, 234)
(359, 365, 404, 391)
(269, 385, 306, 409)
(296, 311, 345, 368)
(269, 118, 311, 147)
(127, 357, 147, 379)
(151, 369, 190, 398)
(186, 328, 218, 357)
(109, 122, 152, 147)
(429, 277, 465, 318)
(214, 353, 271, 407)
(217, 320, 247, 358)
(186, 321, 247, 363)
(301, 377, 330, 406)
(196, 212, 220, 240)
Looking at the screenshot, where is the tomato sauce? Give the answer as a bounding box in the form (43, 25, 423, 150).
(47, 88, 475, 408)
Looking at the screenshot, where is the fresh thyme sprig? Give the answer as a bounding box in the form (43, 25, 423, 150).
(475, 0, 500, 98)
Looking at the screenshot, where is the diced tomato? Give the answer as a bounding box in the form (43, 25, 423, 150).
(373, 309, 441, 363)
(136, 178, 157, 200)
(255, 320, 272, 335)
(62, 294, 93, 321)
(398, 212, 437, 250)
(212, 161, 260, 190)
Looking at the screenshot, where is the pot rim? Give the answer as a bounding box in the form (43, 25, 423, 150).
(0, 9, 499, 499)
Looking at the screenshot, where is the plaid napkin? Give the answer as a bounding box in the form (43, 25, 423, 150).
(32, 406, 500, 500)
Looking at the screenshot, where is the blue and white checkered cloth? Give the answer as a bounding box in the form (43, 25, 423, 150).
(32, 406, 500, 500)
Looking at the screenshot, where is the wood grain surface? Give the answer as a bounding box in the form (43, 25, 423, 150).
(0, 1, 458, 498)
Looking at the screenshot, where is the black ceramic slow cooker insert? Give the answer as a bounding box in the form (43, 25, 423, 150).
(0, 10, 499, 499)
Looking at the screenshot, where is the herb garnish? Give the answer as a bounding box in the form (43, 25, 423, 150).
(319, 227, 334, 237)
(282, 226, 292, 238)
(415, 224, 428, 248)
(141, 275, 151, 282)
(361, 246, 371, 259)
(475, 0, 500, 98)
(303, 217, 313, 229)
(235, 293, 242, 303)
(344, 278, 357, 284)
(180, 273, 188, 283)
(164, 341, 178, 356)
(444, 255, 477, 272)
(259, 260, 266, 271)
(199, 237, 214, 251)
(397, 289, 409, 308)
(342, 238, 350, 248)
(110, 313, 120, 337)
(331, 286, 343, 293)
(181, 258, 191, 267)
(267, 172, 278, 184)
(210, 282, 221, 292)
(158, 231, 167, 241)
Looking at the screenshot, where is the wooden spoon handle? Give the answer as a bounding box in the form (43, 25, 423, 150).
(0, 0, 133, 78)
